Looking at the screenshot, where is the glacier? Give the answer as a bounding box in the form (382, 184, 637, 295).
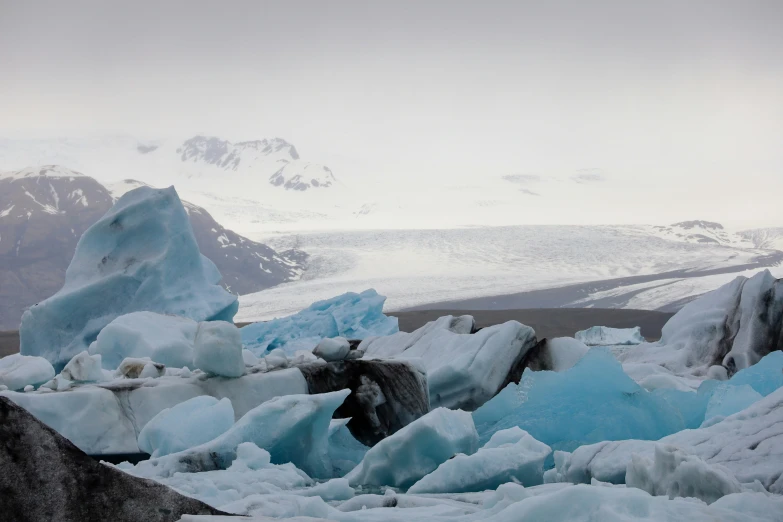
(19, 186, 238, 370)
(241, 289, 399, 356)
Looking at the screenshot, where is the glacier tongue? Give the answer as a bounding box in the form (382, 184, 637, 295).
(19, 186, 238, 370)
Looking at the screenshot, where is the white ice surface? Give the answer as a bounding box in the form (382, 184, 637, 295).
(137, 396, 235, 457)
(625, 443, 742, 504)
(194, 321, 245, 378)
(408, 427, 551, 493)
(345, 407, 479, 489)
(0, 354, 55, 391)
(89, 311, 198, 370)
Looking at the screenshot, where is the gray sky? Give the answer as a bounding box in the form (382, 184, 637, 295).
(1, 0, 782, 226)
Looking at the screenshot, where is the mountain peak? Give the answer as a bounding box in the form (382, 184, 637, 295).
(1, 165, 88, 181)
(176, 135, 300, 170)
(670, 220, 724, 231)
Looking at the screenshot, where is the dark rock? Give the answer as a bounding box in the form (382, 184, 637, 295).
(0, 396, 228, 522)
(298, 359, 430, 447)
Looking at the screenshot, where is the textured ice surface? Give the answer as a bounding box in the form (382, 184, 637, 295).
(575, 326, 644, 346)
(241, 289, 398, 356)
(552, 387, 783, 493)
(131, 390, 349, 479)
(409, 427, 551, 493)
(0, 354, 55, 391)
(89, 311, 198, 369)
(473, 349, 684, 453)
(626, 443, 741, 504)
(345, 407, 479, 489)
(19, 186, 238, 370)
(137, 396, 235, 457)
(313, 337, 350, 362)
(363, 319, 537, 410)
(194, 321, 245, 378)
(60, 351, 104, 382)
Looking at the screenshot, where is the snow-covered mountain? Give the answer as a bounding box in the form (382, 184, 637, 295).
(647, 220, 752, 247)
(738, 227, 783, 251)
(0, 167, 307, 329)
(175, 135, 336, 191)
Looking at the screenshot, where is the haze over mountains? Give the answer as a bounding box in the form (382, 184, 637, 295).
(1, 134, 780, 240)
(1, 135, 781, 328)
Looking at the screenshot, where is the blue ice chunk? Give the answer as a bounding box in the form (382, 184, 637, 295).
(327, 418, 369, 477)
(137, 396, 235, 457)
(724, 350, 783, 397)
(702, 384, 762, 426)
(473, 349, 685, 455)
(651, 388, 711, 429)
(20, 186, 238, 370)
(241, 289, 399, 356)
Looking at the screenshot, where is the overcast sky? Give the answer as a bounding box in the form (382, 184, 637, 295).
(1, 1, 781, 227)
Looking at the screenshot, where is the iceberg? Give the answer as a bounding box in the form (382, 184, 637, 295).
(60, 351, 104, 382)
(363, 318, 538, 410)
(313, 337, 351, 362)
(574, 325, 645, 346)
(193, 321, 245, 378)
(89, 311, 198, 370)
(241, 289, 398, 356)
(408, 427, 551, 493)
(0, 354, 55, 391)
(345, 407, 478, 489)
(137, 396, 235, 457)
(473, 349, 685, 453)
(621, 270, 783, 378)
(19, 186, 238, 370)
(131, 390, 349, 480)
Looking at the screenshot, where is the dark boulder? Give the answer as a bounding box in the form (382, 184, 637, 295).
(0, 397, 227, 522)
(298, 359, 430, 446)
